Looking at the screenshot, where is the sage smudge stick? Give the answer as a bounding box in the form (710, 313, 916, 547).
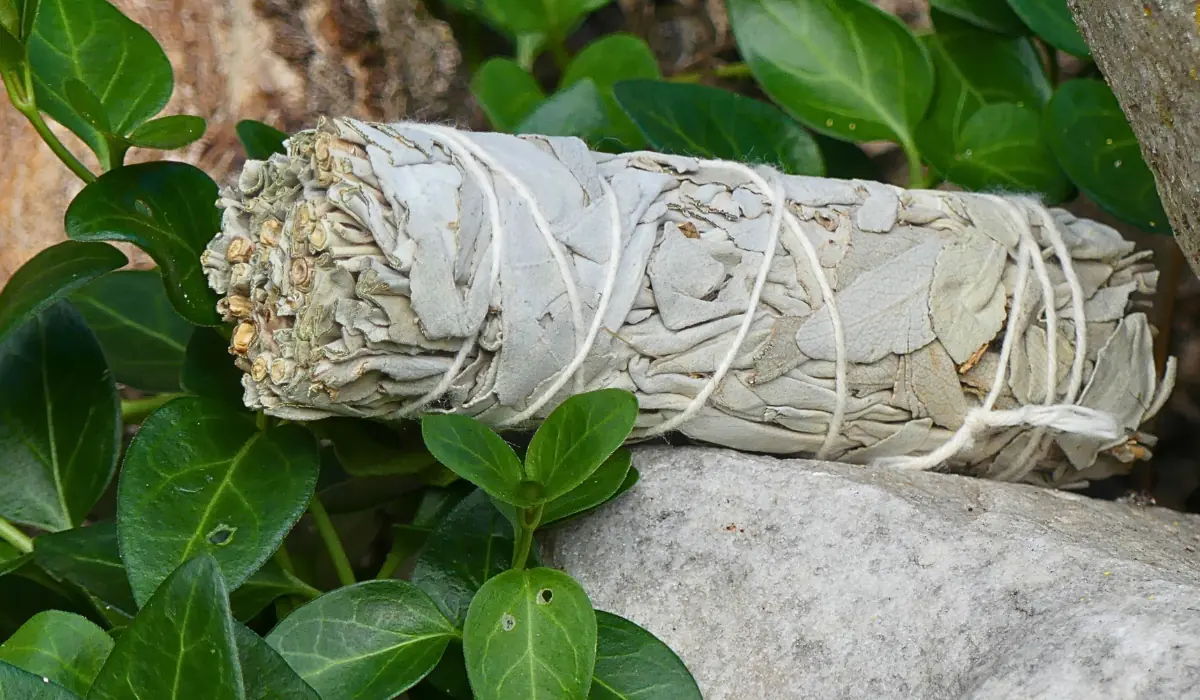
(203, 118, 1173, 487)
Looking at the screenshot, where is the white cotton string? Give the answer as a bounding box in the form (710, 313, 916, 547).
(875, 196, 1121, 473)
(781, 210, 847, 459)
(393, 125, 506, 417)
(498, 178, 624, 427)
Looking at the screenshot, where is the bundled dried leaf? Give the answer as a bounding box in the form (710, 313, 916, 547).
(203, 118, 1174, 487)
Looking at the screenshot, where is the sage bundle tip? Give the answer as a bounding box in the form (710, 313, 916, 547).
(203, 117, 1175, 488)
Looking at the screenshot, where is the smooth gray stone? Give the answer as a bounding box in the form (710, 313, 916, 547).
(541, 447, 1200, 700)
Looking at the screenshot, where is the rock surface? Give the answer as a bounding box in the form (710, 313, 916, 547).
(542, 447, 1200, 699)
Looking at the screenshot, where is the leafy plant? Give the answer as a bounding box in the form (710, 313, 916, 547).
(0, 0, 1177, 697)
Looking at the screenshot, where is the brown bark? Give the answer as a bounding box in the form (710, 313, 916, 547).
(0, 0, 473, 285)
(1066, 0, 1200, 277)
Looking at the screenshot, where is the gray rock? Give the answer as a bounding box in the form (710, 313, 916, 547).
(541, 447, 1200, 700)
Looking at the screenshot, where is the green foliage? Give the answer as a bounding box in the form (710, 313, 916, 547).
(34, 523, 138, 618)
(0, 303, 120, 532)
(1006, 0, 1090, 57)
(180, 327, 246, 405)
(69, 269, 192, 392)
(592, 611, 702, 700)
(87, 555, 243, 700)
(0, 240, 125, 346)
(0, 660, 83, 699)
(65, 162, 222, 325)
(948, 103, 1072, 202)
(236, 119, 288, 160)
(463, 568, 597, 700)
(560, 33, 660, 149)
(0, 611, 112, 696)
(233, 623, 321, 700)
(929, 0, 1028, 36)
(117, 397, 320, 605)
(266, 580, 458, 700)
(470, 58, 544, 132)
(613, 79, 823, 175)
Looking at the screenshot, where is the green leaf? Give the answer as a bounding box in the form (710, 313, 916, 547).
(233, 623, 321, 700)
(524, 389, 637, 502)
(27, 0, 173, 168)
(541, 447, 630, 525)
(0, 661, 83, 699)
(126, 114, 206, 150)
(34, 523, 138, 618)
(17, 0, 37, 41)
(315, 418, 437, 477)
(181, 327, 245, 405)
(561, 34, 660, 150)
(1045, 79, 1169, 234)
(0, 22, 23, 78)
(727, 0, 933, 147)
(0, 240, 126, 347)
(87, 555, 243, 700)
(812, 135, 879, 181)
(930, 0, 1028, 35)
(470, 58, 545, 133)
(613, 79, 824, 176)
(945, 102, 1072, 202)
(65, 161, 222, 326)
(421, 414, 531, 506)
(471, 0, 609, 40)
(0, 611, 113, 696)
(63, 78, 111, 133)
(236, 119, 288, 160)
(516, 79, 612, 149)
(0, 1, 18, 37)
(1006, 0, 1089, 58)
(411, 490, 521, 628)
(117, 396, 320, 606)
(0, 574, 95, 640)
(229, 558, 319, 622)
(464, 568, 597, 700)
(590, 611, 700, 700)
(266, 580, 458, 700)
(915, 22, 1052, 176)
(415, 642, 471, 700)
(69, 269, 192, 393)
(0, 302, 120, 532)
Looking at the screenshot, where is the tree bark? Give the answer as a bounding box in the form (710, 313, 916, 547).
(0, 0, 474, 285)
(1066, 0, 1200, 277)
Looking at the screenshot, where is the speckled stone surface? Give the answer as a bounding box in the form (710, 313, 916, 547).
(542, 447, 1200, 700)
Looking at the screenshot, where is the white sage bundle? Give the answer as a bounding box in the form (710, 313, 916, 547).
(203, 117, 1175, 487)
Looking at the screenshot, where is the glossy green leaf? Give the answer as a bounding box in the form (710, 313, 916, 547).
(70, 269, 192, 392)
(541, 447, 630, 525)
(65, 161, 222, 326)
(0, 574, 94, 640)
(590, 611, 699, 699)
(415, 642, 471, 700)
(411, 490, 520, 628)
(236, 119, 288, 160)
(126, 114, 206, 150)
(468, 0, 609, 40)
(946, 102, 1072, 202)
(0, 22, 23, 78)
(0, 661, 83, 699)
(118, 396, 320, 605)
(464, 568, 596, 700)
(27, 0, 173, 168)
(316, 418, 436, 477)
(233, 623, 321, 700)
(181, 327, 245, 404)
(1007, 0, 1089, 57)
(470, 58, 544, 133)
(421, 414, 531, 507)
(613, 79, 824, 176)
(812, 135, 879, 181)
(562, 34, 660, 150)
(88, 555, 243, 700)
(727, 0, 933, 146)
(915, 22, 1051, 176)
(0, 549, 29, 577)
(63, 79, 111, 133)
(516, 79, 611, 149)
(0, 302, 120, 532)
(34, 523, 138, 618)
(0, 0, 18, 37)
(1045, 79, 1169, 234)
(267, 580, 458, 700)
(17, 0, 38, 42)
(525, 389, 637, 502)
(0, 240, 126, 347)
(0, 611, 113, 696)
(229, 558, 319, 622)
(930, 0, 1027, 35)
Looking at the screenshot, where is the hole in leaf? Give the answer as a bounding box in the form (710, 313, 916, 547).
(133, 199, 154, 218)
(206, 524, 237, 546)
(537, 588, 553, 605)
(501, 613, 516, 632)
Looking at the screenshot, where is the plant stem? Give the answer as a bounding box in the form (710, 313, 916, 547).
(0, 516, 33, 554)
(121, 392, 183, 424)
(669, 61, 752, 84)
(20, 107, 96, 183)
(274, 543, 297, 574)
(375, 551, 403, 580)
(309, 495, 356, 587)
(511, 504, 544, 570)
(901, 139, 927, 189)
